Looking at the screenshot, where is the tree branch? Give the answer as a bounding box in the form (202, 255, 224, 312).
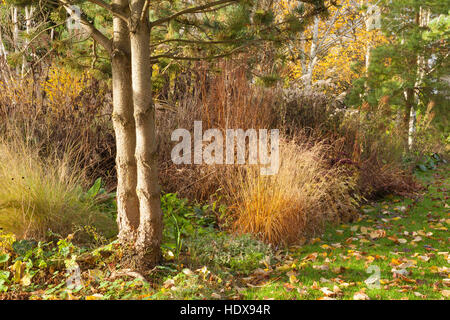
(86, 0, 129, 23)
(151, 36, 313, 48)
(150, 43, 250, 62)
(150, 0, 238, 28)
(140, 0, 150, 24)
(58, 0, 113, 54)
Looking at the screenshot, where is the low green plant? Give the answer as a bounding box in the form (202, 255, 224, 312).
(186, 232, 272, 275)
(80, 178, 118, 227)
(159, 193, 273, 274)
(161, 193, 219, 260)
(415, 153, 447, 172)
(0, 231, 86, 293)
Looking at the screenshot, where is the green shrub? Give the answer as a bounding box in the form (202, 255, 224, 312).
(186, 232, 272, 275)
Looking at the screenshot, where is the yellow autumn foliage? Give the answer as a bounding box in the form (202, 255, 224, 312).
(42, 66, 87, 115)
(283, 0, 388, 94)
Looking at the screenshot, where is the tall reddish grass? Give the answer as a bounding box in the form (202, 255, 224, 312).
(157, 60, 278, 200)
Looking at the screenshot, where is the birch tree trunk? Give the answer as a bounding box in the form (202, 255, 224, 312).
(0, 27, 7, 57)
(303, 8, 340, 89)
(409, 7, 430, 150)
(111, 0, 140, 243)
(362, 0, 374, 99)
(404, 87, 414, 148)
(11, 6, 20, 75)
(22, 6, 34, 77)
(0, 27, 9, 85)
(130, 0, 163, 268)
(11, 7, 18, 50)
(304, 16, 319, 88)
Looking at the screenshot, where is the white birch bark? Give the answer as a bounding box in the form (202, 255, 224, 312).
(409, 7, 430, 150)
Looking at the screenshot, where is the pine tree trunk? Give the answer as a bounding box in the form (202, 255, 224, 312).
(130, 0, 163, 269)
(111, 0, 140, 243)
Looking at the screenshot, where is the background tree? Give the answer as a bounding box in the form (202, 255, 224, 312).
(348, 0, 449, 150)
(283, 0, 386, 95)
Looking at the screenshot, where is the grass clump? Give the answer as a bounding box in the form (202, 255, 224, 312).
(226, 138, 359, 247)
(0, 139, 117, 243)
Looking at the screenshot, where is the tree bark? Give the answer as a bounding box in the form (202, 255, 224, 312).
(111, 0, 140, 243)
(409, 7, 430, 150)
(0, 27, 7, 57)
(407, 7, 430, 151)
(407, 102, 416, 150)
(11, 6, 20, 75)
(129, 0, 163, 269)
(22, 6, 34, 77)
(304, 16, 319, 88)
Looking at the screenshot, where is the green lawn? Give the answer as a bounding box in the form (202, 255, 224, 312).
(238, 164, 449, 300)
(1, 164, 448, 300)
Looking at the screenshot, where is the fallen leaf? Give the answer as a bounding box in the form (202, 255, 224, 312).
(163, 278, 175, 289)
(86, 294, 104, 300)
(441, 290, 450, 298)
(311, 281, 320, 290)
(369, 229, 386, 240)
(313, 264, 329, 271)
(289, 274, 298, 284)
(320, 287, 335, 297)
(333, 285, 342, 294)
(182, 268, 194, 276)
(283, 283, 295, 292)
(353, 292, 370, 300)
(417, 255, 430, 262)
(320, 277, 332, 283)
(443, 279, 450, 287)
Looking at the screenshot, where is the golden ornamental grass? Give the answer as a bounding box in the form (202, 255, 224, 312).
(0, 138, 116, 241)
(225, 137, 358, 246)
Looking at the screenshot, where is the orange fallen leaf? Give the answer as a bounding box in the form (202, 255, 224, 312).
(441, 290, 450, 298)
(353, 292, 370, 300)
